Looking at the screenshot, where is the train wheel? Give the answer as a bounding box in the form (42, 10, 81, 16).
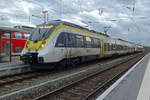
(69, 58, 81, 67)
(56, 60, 67, 70)
(74, 58, 81, 66)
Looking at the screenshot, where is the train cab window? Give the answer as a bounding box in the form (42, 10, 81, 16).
(15, 46, 22, 53)
(15, 33, 22, 39)
(24, 34, 30, 39)
(4, 33, 13, 38)
(76, 35, 84, 47)
(85, 36, 92, 48)
(55, 32, 68, 47)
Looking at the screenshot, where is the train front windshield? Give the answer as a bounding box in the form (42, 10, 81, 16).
(29, 22, 59, 42)
(29, 25, 53, 41)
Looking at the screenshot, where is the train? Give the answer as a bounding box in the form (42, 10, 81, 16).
(1, 32, 29, 55)
(0, 26, 34, 55)
(20, 20, 143, 67)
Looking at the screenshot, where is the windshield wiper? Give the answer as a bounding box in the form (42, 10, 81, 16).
(38, 28, 41, 34)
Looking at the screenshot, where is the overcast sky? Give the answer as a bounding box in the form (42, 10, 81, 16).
(0, 0, 150, 46)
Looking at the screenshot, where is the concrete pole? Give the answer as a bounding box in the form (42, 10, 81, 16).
(0, 32, 1, 62)
(9, 32, 12, 62)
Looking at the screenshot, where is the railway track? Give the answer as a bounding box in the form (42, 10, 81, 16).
(32, 52, 146, 100)
(0, 53, 131, 93)
(0, 71, 51, 93)
(0, 52, 147, 100)
(0, 72, 47, 86)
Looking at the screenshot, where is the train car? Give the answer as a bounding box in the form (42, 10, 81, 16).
(20, 20, 143, 67)
(1, 32, 29, 55)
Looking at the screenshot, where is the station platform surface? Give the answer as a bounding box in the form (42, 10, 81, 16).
(96, 53, 150, 100)
(0, 56, 22, 66)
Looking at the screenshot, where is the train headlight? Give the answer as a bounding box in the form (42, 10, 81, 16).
(40, 41, 46, 48)
(41, 44, 45, 48)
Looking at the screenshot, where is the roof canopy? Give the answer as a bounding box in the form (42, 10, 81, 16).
(0, 27, 20, 34)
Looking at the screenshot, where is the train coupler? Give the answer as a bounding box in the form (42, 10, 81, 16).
(20, 53, 38, 64)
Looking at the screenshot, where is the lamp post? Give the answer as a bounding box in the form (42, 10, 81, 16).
(40, 10, 50, 24)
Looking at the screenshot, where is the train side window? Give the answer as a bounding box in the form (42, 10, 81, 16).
(107, 43, 109, 51)
(116, 45, 118, 50)
(117, 45, 120, 50)
(114, 44, 116, 50)
(112, 44, 115, 50)
(83, 36, 87, 47)
(15, 46, 22, 53)
(98, 39, 101, 48)
(85, 36, 92, 48)
(109, 43, 112, 51)
(55, 32, 67, 47)
(106, 43, 109, 51)
(15, 33, 22, 39)
(92, 38, 96, 48)
(111, 44, 113, 50)
(104, 43, 107, 51)
(67, 33, 76, 47)
(4, 33, 13, 38)
(93, 38, 101, 48)
(24, 34, 30, 39)
(76, 35, 84, 47)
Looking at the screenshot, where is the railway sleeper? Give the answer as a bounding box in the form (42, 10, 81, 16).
(73, 87, 92, 92)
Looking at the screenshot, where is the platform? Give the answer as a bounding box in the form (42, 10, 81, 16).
(0, 63, 31, 77)
(96, 53, 150, 100)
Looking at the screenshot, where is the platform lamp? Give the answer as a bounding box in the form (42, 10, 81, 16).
(40, 10, 50, 24)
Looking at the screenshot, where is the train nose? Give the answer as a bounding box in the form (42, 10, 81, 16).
(38, 57, 44, 63)
(20, 53, 38, 64)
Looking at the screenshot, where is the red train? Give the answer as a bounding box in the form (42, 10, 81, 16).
(1, 32, 29, 55)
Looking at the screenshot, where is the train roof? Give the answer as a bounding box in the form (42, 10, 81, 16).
(14, 26, 35, 34)
(46, 20, 109, 37)
(0, 26, 35, 35)
(0, 27, 20, 34)
(44, 20, 140, 46)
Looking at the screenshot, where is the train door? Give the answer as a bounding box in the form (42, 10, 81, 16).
(100, 39, 104, 57)
(65, 33, 76, 62)
(55, 32, 73, 64)
(4, 43, 11, 56)
(65, 33, 70, 60)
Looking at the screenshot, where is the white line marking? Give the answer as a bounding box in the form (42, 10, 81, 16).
(136, 54, 150, 100)
(96, 54, 148, 100)
(0, 65, 29, 71)
(0, 64, 19, 67)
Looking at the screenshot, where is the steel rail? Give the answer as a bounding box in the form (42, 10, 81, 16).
(33, 53, 142, 100)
